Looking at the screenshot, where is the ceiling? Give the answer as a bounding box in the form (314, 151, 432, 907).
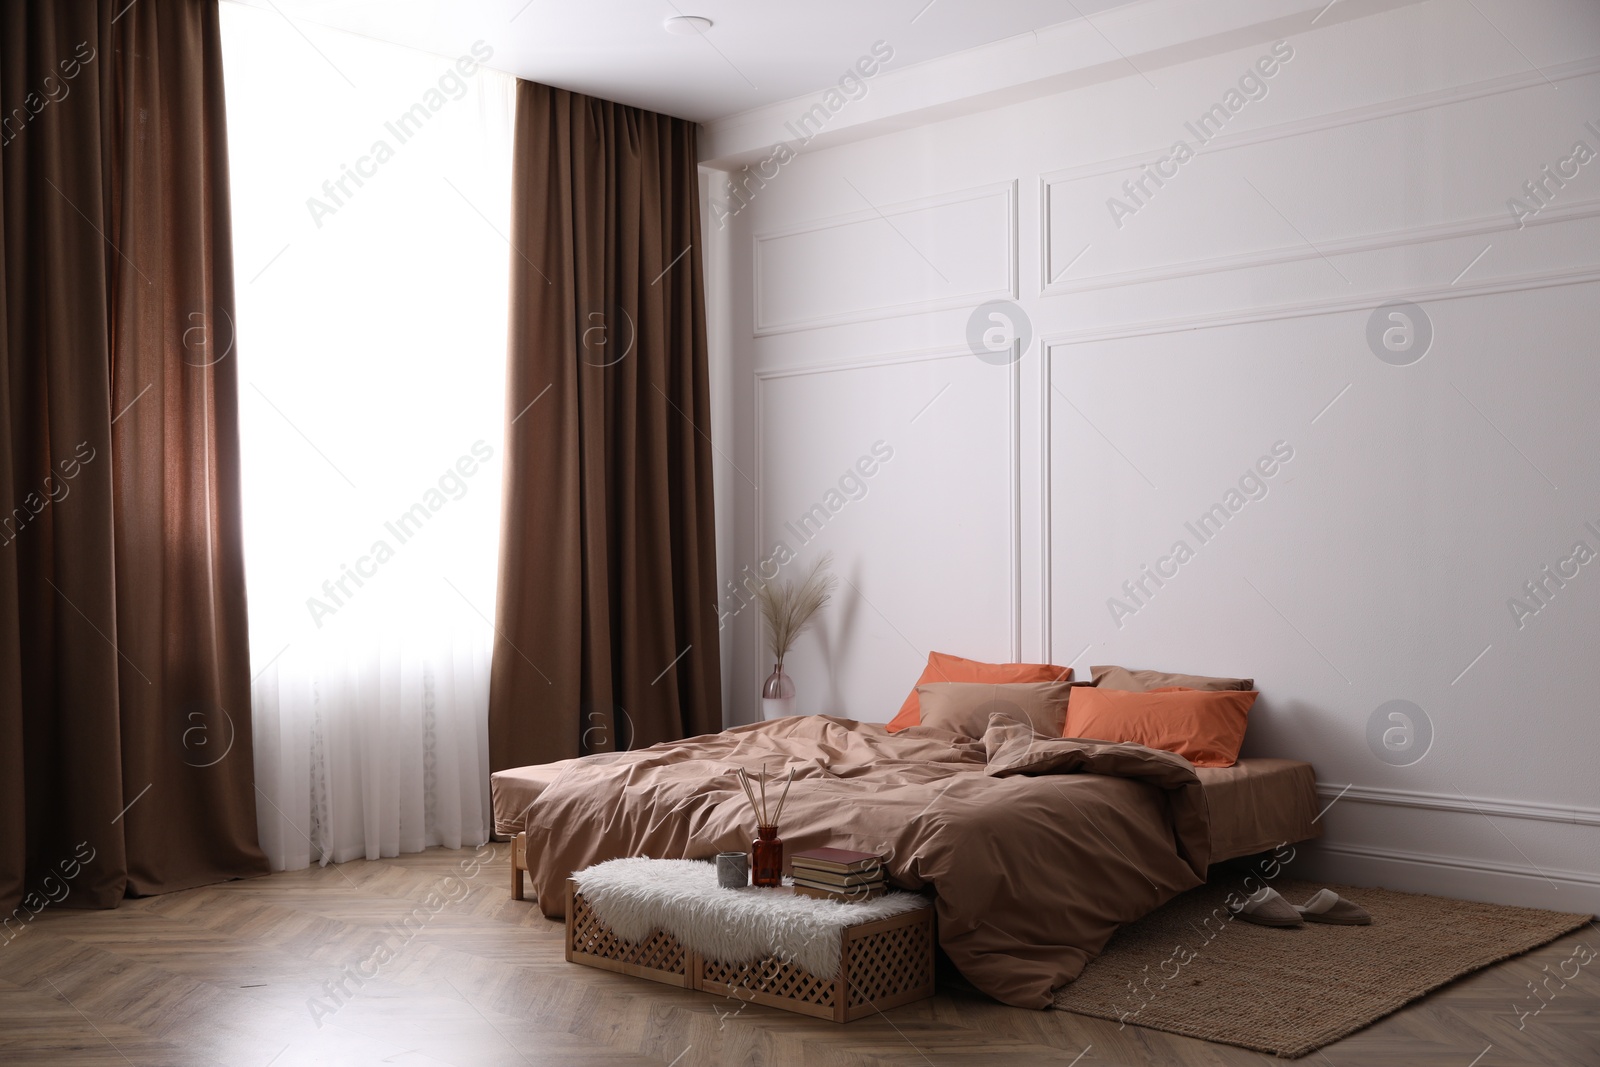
(228, 0, 1147, 123)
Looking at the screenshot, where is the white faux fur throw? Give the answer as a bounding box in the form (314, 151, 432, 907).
(571, 857, 928, 977)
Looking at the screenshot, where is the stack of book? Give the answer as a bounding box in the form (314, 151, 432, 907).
(789, 847, 886, 902)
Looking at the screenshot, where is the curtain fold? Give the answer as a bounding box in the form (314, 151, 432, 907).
(489, 81, 722, 770)
(0, 0, 267, 918)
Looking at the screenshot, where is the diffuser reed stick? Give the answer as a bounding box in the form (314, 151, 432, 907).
(770, 768, 796, 828)
(736, 764, 795, 829)
(737, 768, 761, 819)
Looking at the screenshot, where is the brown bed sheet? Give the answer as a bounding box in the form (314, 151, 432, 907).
(494, 761, 564, 838)
(494, 738, 1323, 864)
(1196, 757, 1322, 862)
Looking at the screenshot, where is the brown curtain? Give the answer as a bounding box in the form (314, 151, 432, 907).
(0, 0, 267, 919)
(489, 81, 722, 770)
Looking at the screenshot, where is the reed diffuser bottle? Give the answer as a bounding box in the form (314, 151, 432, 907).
(751, 825, 783, 888)
(738, 763, 793, 889)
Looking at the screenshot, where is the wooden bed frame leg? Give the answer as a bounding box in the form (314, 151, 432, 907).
(511, 832, 527, 901)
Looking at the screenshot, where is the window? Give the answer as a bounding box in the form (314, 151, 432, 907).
(222, 4, 516, 868)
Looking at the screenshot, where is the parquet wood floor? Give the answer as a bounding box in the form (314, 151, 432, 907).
(1, 846, 1594, 1066)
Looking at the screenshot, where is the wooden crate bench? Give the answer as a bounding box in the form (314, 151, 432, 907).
(564, 879, 935, 1022)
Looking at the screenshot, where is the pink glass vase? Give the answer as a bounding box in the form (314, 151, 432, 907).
(761, 662, 795, 721)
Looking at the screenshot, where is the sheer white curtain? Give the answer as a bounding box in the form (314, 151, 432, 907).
(221, 5, 515, 868)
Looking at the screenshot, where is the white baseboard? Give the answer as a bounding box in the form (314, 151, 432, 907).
(1294, 840, 1600, 916)
(1315, 783, 1600, 829)
(1301, 783, 1600, 913)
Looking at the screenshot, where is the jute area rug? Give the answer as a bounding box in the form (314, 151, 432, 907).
(1052, 878, 1591, 1058)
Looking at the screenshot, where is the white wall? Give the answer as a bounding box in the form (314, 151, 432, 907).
(701, 0, 1600, 913)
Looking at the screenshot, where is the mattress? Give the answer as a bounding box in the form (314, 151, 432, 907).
(493, 760, 566, 838)
(493, 749, 1322, 864)
(1195, 757, 1322, 862)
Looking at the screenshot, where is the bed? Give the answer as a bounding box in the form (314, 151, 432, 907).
(492, 714, 1320, 1009)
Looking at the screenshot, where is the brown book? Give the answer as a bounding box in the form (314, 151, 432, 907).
(792, 870, 885, 890)
(792, 881, 887, 903)
(789, 864, 882, 888)
(788, 847, 884, 874)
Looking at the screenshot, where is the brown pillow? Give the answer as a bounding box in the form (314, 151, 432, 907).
(1090, 665, 1254, 692)
(888, 651, 1072, 731)
(915, 681, 1074, 738)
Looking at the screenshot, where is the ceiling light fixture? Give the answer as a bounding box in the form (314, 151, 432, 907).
(663, 15, 713, 35)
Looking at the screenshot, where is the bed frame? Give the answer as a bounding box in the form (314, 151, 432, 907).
(510, 831, 529, 900)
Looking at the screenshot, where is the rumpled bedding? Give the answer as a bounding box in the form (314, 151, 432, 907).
(516, 714, 1211, 1008)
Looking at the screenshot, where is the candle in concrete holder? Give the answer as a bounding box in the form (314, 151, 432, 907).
(716, 851, 748, 889)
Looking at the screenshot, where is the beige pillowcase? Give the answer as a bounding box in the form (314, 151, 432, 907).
(914, 681, 1075, 738)
(1091, 664, 1254, 692)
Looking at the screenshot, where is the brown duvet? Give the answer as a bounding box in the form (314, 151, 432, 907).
(515, 714, 1213, 1009)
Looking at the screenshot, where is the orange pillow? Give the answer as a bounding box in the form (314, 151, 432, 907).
(887, 651, 1071, 732)
(1062, 686, 1255, 767)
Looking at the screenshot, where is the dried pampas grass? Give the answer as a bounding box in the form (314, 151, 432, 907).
(754, 552, 837, 665)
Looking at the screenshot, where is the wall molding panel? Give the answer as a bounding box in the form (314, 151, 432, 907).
(751, 343, 1024, 701)
(753, 181, 1017, 336)
(1037, 264, 1600, 351)
(1041, 197, 1600, 298)
(1039, 55, 1600, 294)
(1038, 267, 1600, 673)
(1041, 54, 1600, 191)
(753, 344, 989, 383)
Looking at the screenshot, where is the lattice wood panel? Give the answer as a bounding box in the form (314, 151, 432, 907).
(566, 883, 695, 987)
(565, 881, 935, 1020)
(702, 955, 837, 1009)
(845, 915, 935, 1012)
